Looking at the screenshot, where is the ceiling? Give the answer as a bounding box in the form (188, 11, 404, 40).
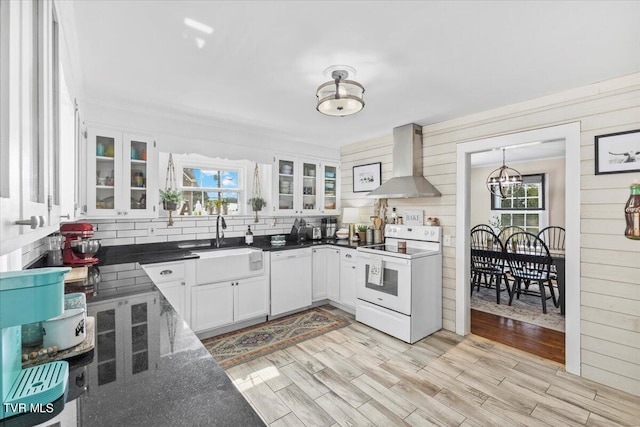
(72, 1, 640, 150)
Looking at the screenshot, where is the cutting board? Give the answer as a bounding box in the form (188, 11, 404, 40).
(64, 266, 88, 284)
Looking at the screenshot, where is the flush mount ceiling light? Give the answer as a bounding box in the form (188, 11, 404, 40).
(486, 149, 523, 198)
(316, 68, 365, 117)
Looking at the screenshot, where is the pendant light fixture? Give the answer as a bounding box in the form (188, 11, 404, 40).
(316, 68, 365, 117)
(486, 149, 523, 198)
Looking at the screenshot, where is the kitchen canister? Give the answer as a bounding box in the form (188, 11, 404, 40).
(365, 228, 373, 243)
(373, 229, 383, 244)
(42, 307, 86, 351)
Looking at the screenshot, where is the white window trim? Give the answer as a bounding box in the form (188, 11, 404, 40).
(173, 154, 250, 214)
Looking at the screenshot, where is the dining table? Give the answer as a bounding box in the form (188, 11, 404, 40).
(472, 245, 566, 315)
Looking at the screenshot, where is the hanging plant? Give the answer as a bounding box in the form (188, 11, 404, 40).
(248, 163, 266, 223)
(160, 153, 182, 226)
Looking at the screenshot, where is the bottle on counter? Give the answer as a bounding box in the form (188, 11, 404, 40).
(391, 207, 398, 224)
(624, 181, 640, 240)
(245, 225, 254, 245)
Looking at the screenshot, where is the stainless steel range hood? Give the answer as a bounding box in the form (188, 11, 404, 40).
(366, 123, 442, 198)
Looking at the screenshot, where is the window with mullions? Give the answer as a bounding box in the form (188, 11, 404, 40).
(181, 167, 240, 214)
(491, 174, 546, 234)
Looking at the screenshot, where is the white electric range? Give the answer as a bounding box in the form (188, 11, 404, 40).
(356, 224, 442, 343)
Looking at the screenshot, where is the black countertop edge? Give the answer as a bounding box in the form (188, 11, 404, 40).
(97, 236, 368, 266)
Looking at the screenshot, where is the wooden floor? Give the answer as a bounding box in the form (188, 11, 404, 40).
(226, 308, 640, 426)
(470, 309, 565, 364)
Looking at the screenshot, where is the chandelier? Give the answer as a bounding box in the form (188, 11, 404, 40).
(486, 149, 523, 198)
(316, 68, 365, 117)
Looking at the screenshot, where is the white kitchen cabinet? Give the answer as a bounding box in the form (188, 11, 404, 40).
(191, 276, 269, 332)
(319, 162, 340, 214)
(272, 156, 340, 216)
(85, 127, 158, 218)
(0, 0, 73, 256)
(142, 260, 195, 324)
(271, 247, 312, 316)
(191, 281, 234, 332)
(339, 248, 357, 309)
(312, 247, 340, 301)
(235, 276, 270, 322)
(87, 291, 160, 389)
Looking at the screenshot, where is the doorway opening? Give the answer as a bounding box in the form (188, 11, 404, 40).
(455, 122, 581, 374)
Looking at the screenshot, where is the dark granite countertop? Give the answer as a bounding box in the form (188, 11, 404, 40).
(97, 236, 366, 266)
(6, 273, 265, 427)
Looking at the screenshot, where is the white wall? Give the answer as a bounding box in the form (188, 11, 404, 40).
(340, 72, 640, 396)
(470, 157, 566, 229)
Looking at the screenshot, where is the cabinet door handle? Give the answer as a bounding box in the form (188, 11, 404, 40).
(15, 216, 39, 229)
(345, 254, 352, 258)
(123, 211, 129, 215)
(160, 270, 173, 275)
(352, 266, 356, 269)
(181, 281, 185, 286)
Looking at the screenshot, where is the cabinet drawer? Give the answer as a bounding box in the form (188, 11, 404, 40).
(143, 262, 186, 283)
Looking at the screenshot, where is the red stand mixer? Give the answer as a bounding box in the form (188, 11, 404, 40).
(61, 223, 101, 266)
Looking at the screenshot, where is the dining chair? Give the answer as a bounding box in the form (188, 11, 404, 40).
(498, 225, 525, 245)
(504, 232, 558, 314)
(470, 228, 511, 304)
(538, 226, 565, 251)
(471, 224, 493, 233)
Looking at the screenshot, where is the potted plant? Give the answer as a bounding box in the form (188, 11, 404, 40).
(248, 197, 266, 223)
(220, 199, 229, 215)
(159, 188, 182, 211)
(212, 199, 223, 215)
(356, 224, 367, 242)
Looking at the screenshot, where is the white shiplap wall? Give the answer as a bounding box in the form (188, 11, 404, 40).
(340, 72, 640, 395)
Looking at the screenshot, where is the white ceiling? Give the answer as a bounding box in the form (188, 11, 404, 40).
(72, 1, 640, 150)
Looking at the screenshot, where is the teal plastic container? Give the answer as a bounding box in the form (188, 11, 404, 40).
(0, 267, 70, 328)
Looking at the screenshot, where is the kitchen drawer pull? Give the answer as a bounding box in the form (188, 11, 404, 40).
(345, 254, 352, 258)
(181, 281, 185, 286)
(160, 270, 173, 275)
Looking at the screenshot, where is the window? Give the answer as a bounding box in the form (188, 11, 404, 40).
(176, 157, 248, 215)
(491, 174, 546, 234)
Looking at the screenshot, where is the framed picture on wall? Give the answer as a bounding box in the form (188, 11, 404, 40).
(595, 129, 640, 175)
(352, 162, 381, 192)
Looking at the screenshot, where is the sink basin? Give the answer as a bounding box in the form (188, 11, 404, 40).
(194, 247, 259, 259)
(193, 248, 264, 284)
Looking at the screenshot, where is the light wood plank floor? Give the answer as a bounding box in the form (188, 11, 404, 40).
(226, 307, 640, 426)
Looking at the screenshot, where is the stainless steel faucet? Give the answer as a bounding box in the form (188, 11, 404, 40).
(215, 215, 227, 248)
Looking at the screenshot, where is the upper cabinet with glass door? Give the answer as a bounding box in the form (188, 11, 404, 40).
(273, 157, 321, 215)
(320, 162, 340, 214)
(86, 127, 157, 218)
(272, 156, 339, 215)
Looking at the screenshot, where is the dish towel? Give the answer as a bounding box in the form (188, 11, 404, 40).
(249, 251, 263, 271)
(367, 255, 383, 286)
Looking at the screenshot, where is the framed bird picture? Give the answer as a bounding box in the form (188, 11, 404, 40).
(595, 129, 640, 175)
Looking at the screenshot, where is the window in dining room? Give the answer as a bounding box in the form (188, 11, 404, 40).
(490, 174, 547, 234)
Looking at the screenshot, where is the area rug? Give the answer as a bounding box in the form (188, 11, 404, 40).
(471, 283, 565, 332)
(201, 307, 349, 369)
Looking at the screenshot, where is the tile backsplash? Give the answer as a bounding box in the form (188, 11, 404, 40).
(90, 215, 325, 247)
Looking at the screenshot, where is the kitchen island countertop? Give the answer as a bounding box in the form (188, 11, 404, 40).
(7, 273, 265, 427)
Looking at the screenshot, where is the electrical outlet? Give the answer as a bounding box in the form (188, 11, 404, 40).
(148, 225, 156, 236)
(443, 235, 452, 246)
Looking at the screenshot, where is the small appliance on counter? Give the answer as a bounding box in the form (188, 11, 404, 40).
(0, 267, 71, 420)
(307, 226, 322, 240)
(61, 223, 100, 266)
(321, 217, 337, 239)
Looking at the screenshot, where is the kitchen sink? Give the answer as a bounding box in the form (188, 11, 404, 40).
(193, 248, 264, 284)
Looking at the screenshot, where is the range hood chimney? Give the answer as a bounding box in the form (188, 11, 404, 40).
(366, 123, 442, 198)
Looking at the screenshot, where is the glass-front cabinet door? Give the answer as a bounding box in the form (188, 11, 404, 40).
(301, 162, 319, 213)
(87, 128, 122, 217)
(275, 157, 296, 214)
(86, 128, 157, 217)
(320, 162, 340, 214)
(273, 156, 322, 215)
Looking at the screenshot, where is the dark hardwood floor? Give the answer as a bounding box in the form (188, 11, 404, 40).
(471, 309, 565, 364)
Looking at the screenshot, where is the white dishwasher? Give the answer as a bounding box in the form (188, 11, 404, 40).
(270, 247, 312, 317)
